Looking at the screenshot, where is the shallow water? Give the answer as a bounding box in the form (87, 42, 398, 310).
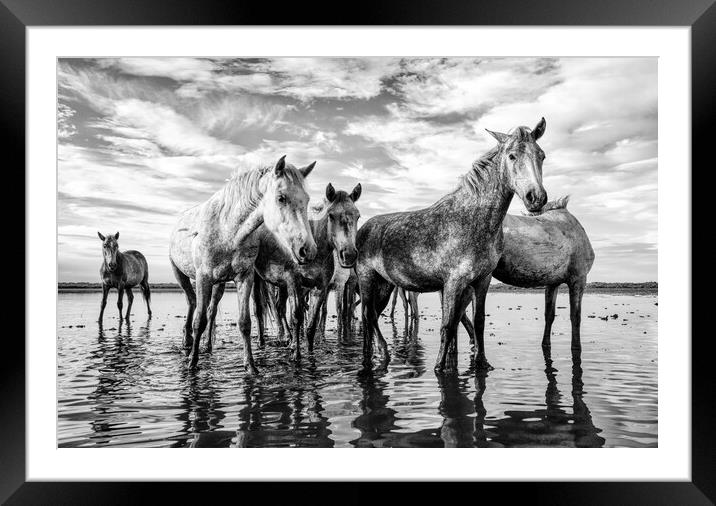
(57, 291, 657, 448)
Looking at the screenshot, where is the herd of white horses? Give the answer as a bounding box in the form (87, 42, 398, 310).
(97, 117, 594, 375)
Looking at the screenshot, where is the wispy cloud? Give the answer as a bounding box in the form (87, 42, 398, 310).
(58, 57, 657, 282)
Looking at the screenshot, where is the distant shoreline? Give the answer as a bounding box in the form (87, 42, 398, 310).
(58, 281, 658, 295)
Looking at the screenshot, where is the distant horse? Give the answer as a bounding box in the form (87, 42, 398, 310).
(97, 231, 152, 322)
(169, 156, 317, 372)
(356, 118, 548, 372)
(251, 183, 362, 358)
(389, 286, 418, 320)
(470, 197, 594, 351)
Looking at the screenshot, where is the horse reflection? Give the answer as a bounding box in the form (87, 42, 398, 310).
(189, 357, 333, 447)
(176, 366, 227, 448)
(87, 318, 150, 445)
(486, 349, 605, 447)
(389, 317, 426, 376)
(350, 338, 438, 448)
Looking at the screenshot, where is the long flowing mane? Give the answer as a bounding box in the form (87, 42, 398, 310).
(217, 163, 305, 221)
(460, 145, 501, 196)
(460, 126, 535, 197)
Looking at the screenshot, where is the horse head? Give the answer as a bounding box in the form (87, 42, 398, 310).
(261, 155, 318, 265)
(97, 231, 120, 272)
(487, 117, 548, 212)
(324, 182, 362, 268)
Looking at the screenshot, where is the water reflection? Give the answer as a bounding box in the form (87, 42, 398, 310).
(190, 357, 334, 448)
(486, 349, 605, 448)
(58, 292, 653, 448)
(88, 318, 149, 446)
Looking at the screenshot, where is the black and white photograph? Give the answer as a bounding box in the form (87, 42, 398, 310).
(56, 56, 658, 449)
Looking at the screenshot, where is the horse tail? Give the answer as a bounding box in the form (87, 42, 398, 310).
(252, 272, 275, 329)
(139, 255, 150, 302)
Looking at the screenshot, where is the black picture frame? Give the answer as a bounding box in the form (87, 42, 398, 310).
(4, 0, 711, 503)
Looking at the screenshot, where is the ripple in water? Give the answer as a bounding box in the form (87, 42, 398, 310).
(57, 291, 657, 448)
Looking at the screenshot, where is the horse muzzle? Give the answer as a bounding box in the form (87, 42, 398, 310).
(524, 188, 547, 212)
(338, 248, 358, 268)
(293, 242, 317, 265)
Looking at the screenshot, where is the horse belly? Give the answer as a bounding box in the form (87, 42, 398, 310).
(495, 247, 570, 287)
(375, 256, 443, 292)
(122, 254, 146, 286)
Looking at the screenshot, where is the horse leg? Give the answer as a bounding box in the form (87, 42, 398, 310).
(389, 286, 398, 318)
(436, 282, 471, 373)
(372, 281, 394, 361)
(398, 288, 408, 318)
(116, 283, 125, 322)
(472, 275, 492, 370)
(252, 278, 266, 348)
(99, 284, 109, 322)
(276, 286, 288, 344)
(288, 285, 302, 362)
(409, 291, 419, 319)
(568, 278, 586, 351)
(358, 268, 381, 368)
(319, 296, 328, 341)
(542, 284, 559, 348)
(460, 313, 476, 346)
(188, 273, 212, 368)
(236, 275, 258, 375)
(206, 282, 225, 353)
(124, 287, 134, 320)
(306, 288, 328, 352)
(344, 281, 357, 342)
(171, 259, 196, 349)
(141, 279, 152, 317)
(335, 285, 345, 341)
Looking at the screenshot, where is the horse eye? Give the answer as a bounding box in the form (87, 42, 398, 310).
(508, 154, 516, 161)
(277, 195, 287, 204)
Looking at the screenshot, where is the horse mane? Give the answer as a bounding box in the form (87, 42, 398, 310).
(309, 199, 328, 218)
(460, 145, 501, 196)
(218, 163, 305, 221)
(460, 126, 536, 197)
(523, 195, 570, 216)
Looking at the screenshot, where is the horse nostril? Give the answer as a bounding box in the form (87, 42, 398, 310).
(298, 246, 307, 260)
(526, 190, 536, 204)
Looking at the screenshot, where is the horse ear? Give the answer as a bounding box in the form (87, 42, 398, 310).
(97, 231, 105, 241)
(299, 161, 316, 178)
(114, 232, 120, 240)
(325, 183, 336, 202)
(532, 117, 546, 140)
(350, 183, 362, 202)
(274, 155, 287, 176)
(486, 129, 509, 144)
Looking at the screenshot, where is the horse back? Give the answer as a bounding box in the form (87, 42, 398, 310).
(496, 210, 593, 286)
(121, 250, 149, 286)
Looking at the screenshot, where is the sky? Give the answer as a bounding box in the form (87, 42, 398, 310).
(57, 57, 657, 283)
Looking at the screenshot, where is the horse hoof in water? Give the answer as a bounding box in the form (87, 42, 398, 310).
(474, 356, 494, 371)
(291, 349, 301, 363)
(188, 354, 199, 369)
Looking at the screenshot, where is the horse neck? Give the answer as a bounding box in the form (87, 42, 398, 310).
(218, 172, 268, 248)
(452, 161, 514, 234)
(311, 213, 333, 259)
(111, 250, 125, 274)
